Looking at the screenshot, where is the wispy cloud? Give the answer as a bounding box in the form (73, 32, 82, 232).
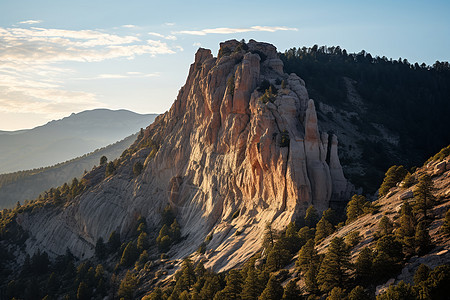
(122, 24, 137, 28)
(19, 20, 42, 25)
(0, 25, 180, 117)
(74, 72, 160, 80)
(148, 32, 177, 40)
(173, 25, 298, 36)
(164, 22, 175, 26)
(193, 42, 201, 47)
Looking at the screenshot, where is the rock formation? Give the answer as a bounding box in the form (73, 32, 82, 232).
(19, 40, 351, 272)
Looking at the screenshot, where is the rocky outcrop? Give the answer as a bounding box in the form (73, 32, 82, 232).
(20, 40, 351, 272)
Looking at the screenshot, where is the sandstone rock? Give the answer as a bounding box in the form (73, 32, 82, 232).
(20, 40, 351, 273)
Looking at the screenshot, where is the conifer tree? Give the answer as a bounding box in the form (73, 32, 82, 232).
(200, 275, 222, 300)
(262, 222, 275, 251)
(118, 270, 138, 300)
(282, 280, 301, 300)
(314, 217, 334, 244)
(135, 250, 149, 270)
(326, 287, 346, 300)
(137, 231, 149, 251)
(259, 276, 283, 300)
(214, 270, 243, 300)
(379, 165, 407, 197)
(413, 264, 430, 286)
(265, 243, 291, 272)
(348, 286, 367, 300)
(298, 226, 314, 247)
(282, 222, 301, 254)
(355, 247, 373, 284)
(396, 202, 416, 256)
(304, 205, 319, 228)
(241, 266, 262, 300)
(77, 281, 90, 300)
(120, 242, 138, 267)
(413, 174, 435, 218)
(317, 237, 352, 293)
(346, 195, 372, 223)
(377, 216, 393, 237)
(415, 221, 432, 255)
(296, 239, 318, 273)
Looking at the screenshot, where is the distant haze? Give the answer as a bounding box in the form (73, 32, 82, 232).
(0, 109, 158, 173)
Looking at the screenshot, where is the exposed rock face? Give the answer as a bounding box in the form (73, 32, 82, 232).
(20, 40, 351, 271)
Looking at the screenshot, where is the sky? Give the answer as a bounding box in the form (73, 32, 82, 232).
(1, 0, 449, 131)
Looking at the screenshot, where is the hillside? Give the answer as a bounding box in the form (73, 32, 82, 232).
(0, 109, 158, 173)
(281, 47, 450, 193)
(0, 40, 449, 300)
(0, 133, 138, 209)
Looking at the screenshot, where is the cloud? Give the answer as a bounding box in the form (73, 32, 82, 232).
(0, 25, 181, 117)
(164, 22, 175, 26)
(193, 42, 201, 47)
(19, 20, 42, 25)
(174, 25, 298, 36)
(148, 32, 177, 40)
(122, 24, 137, 28)
(74, 72, 160, 80)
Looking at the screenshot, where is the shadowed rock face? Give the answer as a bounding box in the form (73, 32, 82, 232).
(20, 40, 351, 272)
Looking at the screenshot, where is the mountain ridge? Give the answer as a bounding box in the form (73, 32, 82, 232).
(0, 109, 158, 174)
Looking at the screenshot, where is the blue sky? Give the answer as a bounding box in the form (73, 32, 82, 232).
(1, 0, 449, 130)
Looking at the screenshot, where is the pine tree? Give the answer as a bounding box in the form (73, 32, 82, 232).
(415, 221, 432, 255)
(317, 237, 352, 293)
(355, 247, 373, 284)
(242, 267, 262, 300)
(326, 287, 346, 300)
(214, 270, 243, 300)
(376, 281, 415, 300)
(413, 264, 430, 286)
(118, 271, 138, 300)
(377, 216, 393, 237)
(413, 174, 435, 218)
(262, 222, 275, 251)
(135, 250, 149, 270)
(346, 195, 372, 223)
(396, 202, 416, 256)
(282, 280, 301, 300)
(156, 224, 172, 252)
(200, 275, 222, 300)
(120, 241, 138, 267)
(137, 231, 149, 251)
(314, 217, 334, 244)
(170, 219, 181, 242)
(259, 276, 283, 300)
(298, 226, 314, 247)
(379, 165, 407, 197)
(304, 205, 319, 228)
(296, 239, 318, 273)
(282, 222, 301, 254)
(348, 286, 367, 300)
(265, 243, 291, 272)
(100, 156, 107, 165)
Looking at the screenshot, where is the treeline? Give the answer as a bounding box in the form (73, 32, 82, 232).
(280, 46, 450, 192)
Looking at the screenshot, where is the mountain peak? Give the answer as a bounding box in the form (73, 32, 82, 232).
(20, 40, 352, 272)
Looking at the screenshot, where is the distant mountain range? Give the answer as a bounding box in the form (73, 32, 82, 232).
(0, 109, 158, 174)
(0, 134, 138, 209)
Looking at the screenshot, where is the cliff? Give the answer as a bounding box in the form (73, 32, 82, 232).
(18, 40, 351, 272)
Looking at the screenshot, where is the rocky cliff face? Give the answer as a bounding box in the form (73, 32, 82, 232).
(19, 40, 351, 271)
